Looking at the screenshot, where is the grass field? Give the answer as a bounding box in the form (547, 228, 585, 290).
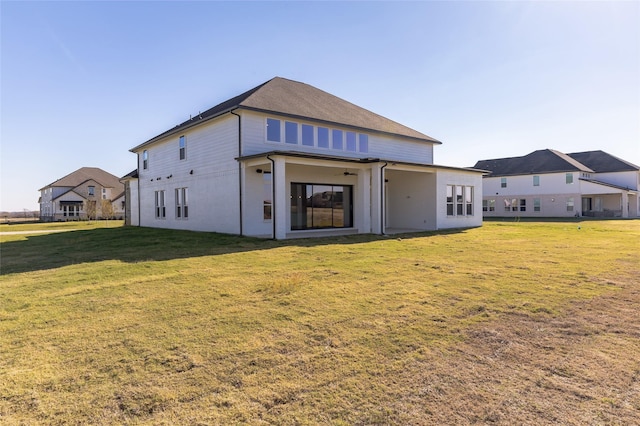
(1, 220, 638, 424)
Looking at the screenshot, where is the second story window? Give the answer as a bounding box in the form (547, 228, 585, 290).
(88, 186, 95, 196)
(359, 134, 369, 153)
(179, 136, 186, 160)
(501, 177, 507, 188)
(566, 173, 573, 184)
(267, 118, 281, 142)
(143, 150, 148, 170)
(533, 175, 540, 186)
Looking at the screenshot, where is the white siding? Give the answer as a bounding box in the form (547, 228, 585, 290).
(436, 170, 483, 230)
(240, 111, 435, 164)
(135, 115, 241, 233)
(592, 171, 639, 190)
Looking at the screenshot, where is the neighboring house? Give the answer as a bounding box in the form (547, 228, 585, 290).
(127, 77, 483, 239)
(474, 149, 639, 218)
(39, 167, 125, 221)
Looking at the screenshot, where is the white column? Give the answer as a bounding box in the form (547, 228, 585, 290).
(370, 163, 383, 234)
(622, 192, 629, 218)
(272, 156, 287, 239)
(356, 168, 371, 233)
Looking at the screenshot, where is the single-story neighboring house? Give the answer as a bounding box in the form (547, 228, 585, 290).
(126, 77, 484, 239)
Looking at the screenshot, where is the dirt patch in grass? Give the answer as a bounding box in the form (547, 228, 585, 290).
(393, 283, 640, 424)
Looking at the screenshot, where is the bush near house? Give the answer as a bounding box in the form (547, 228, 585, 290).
(1, 220, 638, 424)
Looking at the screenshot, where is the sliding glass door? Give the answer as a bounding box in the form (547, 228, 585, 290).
(291, 183, 352, 230)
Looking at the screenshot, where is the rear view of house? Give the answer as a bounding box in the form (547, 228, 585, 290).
(39, 167, 125, 221)
(127, 77, 484, 239)
(475, 149, 639, 218)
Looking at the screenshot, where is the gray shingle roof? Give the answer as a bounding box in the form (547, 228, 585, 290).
(131, 77, 441, 151)
(568, 150, 639, 173)
(40, 167, 124, 191)
(473, 149, 594, 177)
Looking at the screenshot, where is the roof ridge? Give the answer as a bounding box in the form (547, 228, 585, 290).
(548, 149, 594, 172)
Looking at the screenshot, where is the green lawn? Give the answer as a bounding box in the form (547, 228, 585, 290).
(1, 220, 638, 424)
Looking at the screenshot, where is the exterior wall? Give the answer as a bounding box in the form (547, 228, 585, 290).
(124, 178, 139, 226)
(385, 169, 437, 230)
(242, 163, 273, 237)
(52, 191, 86, 221)
(39, 188, 56, 221)
(135, 115, 240, 233)
(436, 170, 483, 229)
(240, 111, 435, 164)
(483, 172, 578, 198)
(132, 110, 483, 238)
(593, 170, 639, 190)
(481, 170, 637, 218)
(285, 162, 362, 235)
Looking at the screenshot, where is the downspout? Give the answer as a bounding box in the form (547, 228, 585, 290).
(230, 110, 243, 236)
(266, 154, 276, 240)
(136, 175, 141, 227)
(380, 161, 388, 235)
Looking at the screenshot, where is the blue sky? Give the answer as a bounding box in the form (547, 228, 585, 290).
(1, 1, 638, 212)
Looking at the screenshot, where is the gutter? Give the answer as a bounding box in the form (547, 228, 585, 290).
(266, 154, 276, 240)
(380, 161, 388, 235)
(230, 110, 243, 236)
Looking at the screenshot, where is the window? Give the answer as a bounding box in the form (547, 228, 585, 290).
(155, 190, 165, 219)
(501, 177, 507, 188)
(519, 199, 526, 212)
(446, 185, 454, 216)
(534, 198, 541, 212)
(359, 134, 369, 153)
(483, 199, 495, 212)
(285, 121, 298, 144)
(447, 185, 474, 216)
(175, 188, 188, 219)
(143, 150, 148, 170)
(566, 197, 574, 212)
(504, 198, 512, 212)
(346, 131, 357, 152)
(88, 186, 95, 196)
(511, 199, 518, 212)
(290, 183, 352, 230)
(102, 188, 107, 200)
(266, 118, 281, 142)
(465, 186, 473, 215)
(533, 175, 540, 186)
(301, 124, 314, 146)
(318, 127, 329, 148)
(594, 197, 603, 212)
(179, 135, 186, 160)
(456, 186, 464, 215)
(263, 172, 272, 220)
(332, 129, 343, 150)
(62, 204, 80, 217)
(566, 173, 573, 184)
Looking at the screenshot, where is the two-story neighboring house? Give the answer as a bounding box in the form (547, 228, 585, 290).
(474, 149, 639, 218)
(127, 77, 484, 239)
(39, 167, 125, 221)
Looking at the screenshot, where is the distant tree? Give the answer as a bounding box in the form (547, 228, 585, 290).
(101, 199, 115, 220)
(85, 200, 97, 221)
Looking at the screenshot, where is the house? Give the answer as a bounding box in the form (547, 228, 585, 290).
(127, 77, 483, 239)
(39, 167, 125, 221)
(474, 149, 639, 218)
